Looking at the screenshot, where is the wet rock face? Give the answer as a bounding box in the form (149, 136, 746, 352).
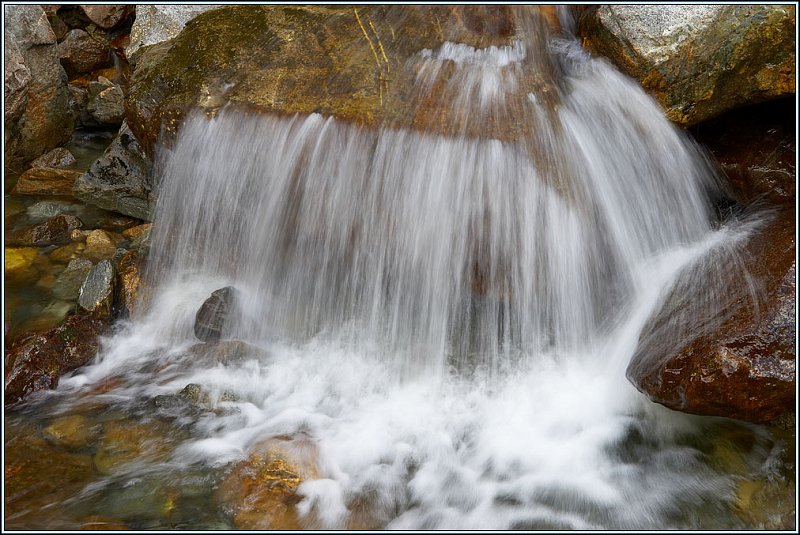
(691, 99, 795, 205)
(579, 5, 796, 126)
(126, 5, 544, 154)
(73, 121, 154, 220)
(4, 5, 74, 169)
(4, 314, 108, 405)
(628, 209, 795, 423)
(194, 286, 238, 342)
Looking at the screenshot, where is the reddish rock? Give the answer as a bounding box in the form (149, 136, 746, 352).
(115, 250, 142, 318)
(217, 435, 320, 530)
(628, 209, 795, 423)
(11, 166, 83, 196)
(6, 214, 83, 246)
(691, 98, 795, 205)
(57, 28, 112, 75)
(4, 314, 108, 405)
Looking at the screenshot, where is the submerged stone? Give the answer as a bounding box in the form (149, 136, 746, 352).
(43, 413, 101, 450)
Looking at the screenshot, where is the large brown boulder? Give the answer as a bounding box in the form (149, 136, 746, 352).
(4, 5, 74, 170)
(126, 5, 556, 154)
(579, 5, 796, 126)
(4, 314, 108, 405)
(628, 209, 795, 423)
(57, 28, 113, 75)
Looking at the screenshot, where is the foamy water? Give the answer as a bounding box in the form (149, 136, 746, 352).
(30, 9, 787, 530)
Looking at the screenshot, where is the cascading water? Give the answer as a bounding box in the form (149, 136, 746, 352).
(18, 7, 789, 531)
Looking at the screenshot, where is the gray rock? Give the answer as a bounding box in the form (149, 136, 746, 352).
(126, 5, 223, 59)
(73, 122, 154, 220)
(30, 147, 76, 168)
(57, 28, 112, 75)
(86, 82, 124, 125)
(194, 287, 238, 342)
(4, 24, 31, 133)
(78, 259, 114, 317)
(580, 5, 796, 125)
(53, 257, 94, 300)
(4, 5, 73, 167)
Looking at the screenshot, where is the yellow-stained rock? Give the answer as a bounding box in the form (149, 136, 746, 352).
(217, 434, 320, 530)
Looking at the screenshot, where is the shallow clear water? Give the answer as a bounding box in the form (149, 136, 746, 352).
(4, 8, 794, 531)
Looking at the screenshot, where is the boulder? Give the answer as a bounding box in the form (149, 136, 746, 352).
(80, 5, 129, 29)
(691, 99, 795, 205)
(6, 214, 83, 246)
(126, 4, 224, 59)
(579, 5, 796, 126)
(52, 257, 94, 300)
(78, 259, 115, 317)
(4, 5, 73, 168)
(217, 435, 320, 530)
(11, 166, 83, 196)
(86, 80, 124, 125)
(73, 121, 155, 220)
(57, 28, 112, 75)
(126, 5, 547, 153)
(4, 313, 108, 405)
(628, 209, 795, 423)
(30, 147, 76, 168)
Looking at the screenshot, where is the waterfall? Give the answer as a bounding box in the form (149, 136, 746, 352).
(54, 9, 776, 530)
